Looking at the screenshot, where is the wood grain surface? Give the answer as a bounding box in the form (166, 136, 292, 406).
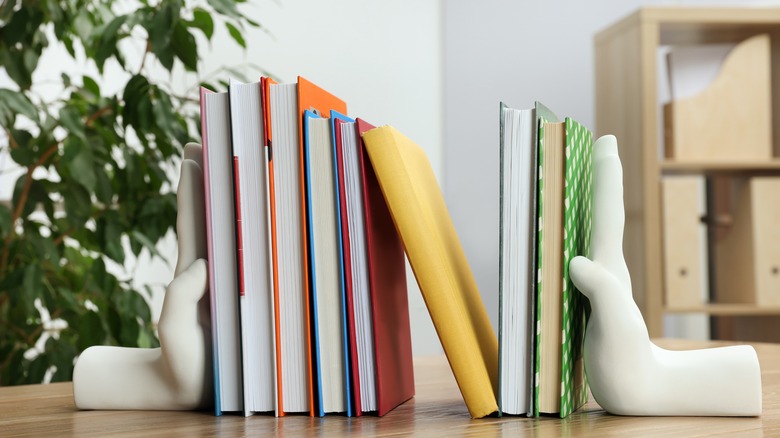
(1, 339, 778, 437)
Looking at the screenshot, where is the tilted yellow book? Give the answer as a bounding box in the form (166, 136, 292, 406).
(362, 126, 499, 418)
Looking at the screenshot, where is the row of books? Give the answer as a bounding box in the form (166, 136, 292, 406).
(496, 102, 592, 418)
(199, 76, 414, 417)
(383, 101, 594, 419)
(267, 97, 594, 419)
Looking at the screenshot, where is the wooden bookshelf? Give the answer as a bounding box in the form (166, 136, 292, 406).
(595, 7, 780, 337)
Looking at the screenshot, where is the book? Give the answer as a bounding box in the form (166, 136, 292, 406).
(331, 112, 361, 416)
(303, 110, 347, 415)
(329, 110, 355, 417)
(333, 116, 361, 415)
(260, 76, 286, 415)
(200, 87, 243, 415)
(266, 79, 311, 414)
(356, 118, 414, 416)
(296, 77, 347, 416)
(558, 117, 592, 417)
(227, 78, 277, 416)
(362, 125, 498, 419)
(497, 102, 537, 416)
(534, 118, 565, 416)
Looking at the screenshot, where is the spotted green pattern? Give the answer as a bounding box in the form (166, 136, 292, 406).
(532, 118, 545, 417)
(559, 118, 593, 418)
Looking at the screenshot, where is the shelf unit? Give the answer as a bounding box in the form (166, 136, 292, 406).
(594, 7, 780, 337)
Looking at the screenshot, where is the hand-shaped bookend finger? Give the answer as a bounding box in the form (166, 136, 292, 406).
(569, 135, 762, 416)
(73, 143, 212, 410)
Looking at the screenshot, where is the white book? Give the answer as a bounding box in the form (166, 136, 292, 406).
(304, 113, 346, 414)
(227, 78, 277, 416)
(200, 88, 242, 414)
(498, 104, 536, 416)
(268, 82, 310, 413)
(338, 121, 376, 411)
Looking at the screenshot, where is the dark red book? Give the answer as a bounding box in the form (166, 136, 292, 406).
(356, 119, 415, 416)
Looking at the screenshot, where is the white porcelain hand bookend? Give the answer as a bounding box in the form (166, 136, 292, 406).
(73, 143, 212, 410)
(569, 135, 762, 416)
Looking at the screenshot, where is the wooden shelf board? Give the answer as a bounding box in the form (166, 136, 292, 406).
(595, 7, 780, 45)
(665, 303, 780, 315)
(660, 160, 780, 174)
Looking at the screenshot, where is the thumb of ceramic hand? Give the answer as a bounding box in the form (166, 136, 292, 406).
(569, 256, 619, 304)
(567, 135, 650, 341)
(157, 142, 211, 404)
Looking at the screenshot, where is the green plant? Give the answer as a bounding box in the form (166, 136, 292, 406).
(0, 0, 259, 385)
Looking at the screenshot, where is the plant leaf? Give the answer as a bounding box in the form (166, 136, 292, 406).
(59, 106, 86, 141)
(22, 264, 42, 316)
(94, 15, 128, 71)
(207, 0, 242, 20)
(64, 137, 97, 192)
(63, 183, 92, 229)
(130, 230, 165, 262)
(188, 8, 214, 40)
(0, 89, 39, 122)
(225, 22, 246, 48)
(94, 165, 113, 205)
(82, 76, 100, 99)
(0, 203, 12, 238)
(171, 23, 198, 71)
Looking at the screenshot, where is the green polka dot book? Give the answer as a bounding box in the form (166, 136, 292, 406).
(559, 117, 593, 418)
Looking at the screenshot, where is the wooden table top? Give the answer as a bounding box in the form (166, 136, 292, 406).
(1, 339, 779, 436)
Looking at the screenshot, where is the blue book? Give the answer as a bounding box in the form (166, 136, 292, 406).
(303, 110, 349, 416)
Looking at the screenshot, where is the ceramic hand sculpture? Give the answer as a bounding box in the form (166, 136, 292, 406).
(73, 143, 212, 410)
(569, 135, 762, 416)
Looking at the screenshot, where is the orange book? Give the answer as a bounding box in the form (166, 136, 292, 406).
(260, 76, 284, 415)
(297, 77, 347, 416)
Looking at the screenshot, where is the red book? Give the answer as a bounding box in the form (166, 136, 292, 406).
(356, 119, 415, 416)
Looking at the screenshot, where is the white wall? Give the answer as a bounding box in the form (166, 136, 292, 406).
(441, 0, 757, 337)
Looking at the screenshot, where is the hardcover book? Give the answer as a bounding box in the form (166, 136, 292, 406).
(362, 125, 498, 419)
(356, 119, 414, 417)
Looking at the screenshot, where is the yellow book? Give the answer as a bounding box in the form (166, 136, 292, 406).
(362, 126, 498, 418)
